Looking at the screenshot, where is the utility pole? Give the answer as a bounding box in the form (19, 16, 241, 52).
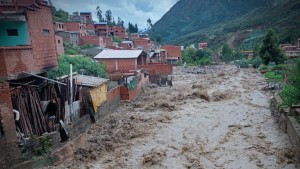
(70, 64, 74, 122)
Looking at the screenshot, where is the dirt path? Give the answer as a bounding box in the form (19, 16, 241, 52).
(52, 65, 296, 169)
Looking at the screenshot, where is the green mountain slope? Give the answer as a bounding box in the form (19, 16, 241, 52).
(150, 0, 300, 49)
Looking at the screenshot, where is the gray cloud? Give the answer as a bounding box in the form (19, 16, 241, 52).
(51, 0, 178, 30)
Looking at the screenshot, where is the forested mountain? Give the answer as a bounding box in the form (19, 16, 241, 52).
(149, 0, 300, 49)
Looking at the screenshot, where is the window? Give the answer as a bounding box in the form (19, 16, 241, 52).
(62, 24, 64, 29)
(7, 29, 18, 36)
(43, 29, 50, 36)
(58, 40, 60, 43)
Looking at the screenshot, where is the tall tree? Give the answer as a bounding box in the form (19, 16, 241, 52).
(112, 17, 116, 26)
(259, 29, 286, 65)
(117, 17, 124, 27)
(105, 10, 112, 25)
(134, 24, 139, 33)
(96, 6, 103, 22)
(127, 22, 138, 33)
(147, 18, 153, 29)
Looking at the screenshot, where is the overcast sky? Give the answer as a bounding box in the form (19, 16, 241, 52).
(51, 0, 178, 30)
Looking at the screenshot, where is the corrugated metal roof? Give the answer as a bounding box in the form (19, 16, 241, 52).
(95, 22, 107, 25)
(94, 50, 144, 59)
(74, 75, 109, 87)
(167, 57, 179, 60)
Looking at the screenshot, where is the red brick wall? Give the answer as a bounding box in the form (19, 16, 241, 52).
(0, 47, 34, 79)
(137, 55, 147, 65)
(161, 45, 182, 60)
(86, 23, 95, 30)
(106, 86, 120, 102)
(0, 5, 58, 80)
(137, 64, 173, 76)
(80, 36, 100, 46)
(103, 37, 113, 47)
(135, 38, 149, 51)
(0, 82, 17, 143)
(0, 51, 7, 77)
(65, 22, 80, 32)
(120, 74, 149, 100)
(27, 5, 58, 71)
(99, 58, 137, 73)
(107, 26, 126, 39)
(55, 36, 64, 56)
(53, 21, 65, 31)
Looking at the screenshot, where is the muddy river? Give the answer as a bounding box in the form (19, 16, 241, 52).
(51, 65, 296, 169)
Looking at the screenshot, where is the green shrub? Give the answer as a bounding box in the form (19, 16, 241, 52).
(271, 64, 286, 72)
(252, 57, 263, 68)
(264, 71, 283, 80)
(258, 64, 269, 71)
(48, 55, 106, 79)
(279, 59, 300, 107)
(239, 59, 249, 68)
(65, 49, 79, 55)
(29, 135, 53, 156)
(280, 85, 300, 107)
(80, 44, 97, 49)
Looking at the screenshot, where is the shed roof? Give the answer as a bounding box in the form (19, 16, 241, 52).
(94, 50, 144, 59)
(74, 75, 109, 87)
(95, 22, 107, 25)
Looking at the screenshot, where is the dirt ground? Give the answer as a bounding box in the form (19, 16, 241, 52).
(51, 65, 297, 169)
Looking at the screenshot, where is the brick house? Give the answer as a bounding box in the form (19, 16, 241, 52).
(56, 31, 80, 46)
(55, 35, 64, 56)
(130, 33, 140, 40)
(149, 49, 167, 63)
(103, 36, 113, 47)
(86, 23, 95, 35)
(108, 26, 127, 39)
(0, 0, 58, 167)
(94, 50, 147, 73)
(279, 43, 300, 58)
(64, 21, 87, 37)
(80, 36, 102, 46)
(121, 41, 134, 50)
(199, 42, 208, 49)
(95, 22, 108, 36)
(94, 22, 127, 39)
(80, 12, 92, 21)
(135, 38, 150, 51)
(161, 45, 182, 64)
(53, 21, 65, 31)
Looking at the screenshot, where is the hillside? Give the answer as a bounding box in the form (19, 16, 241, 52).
(149, 0, 300, 49)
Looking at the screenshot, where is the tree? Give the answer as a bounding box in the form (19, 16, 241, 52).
(147, 18, 153, 29)
(259, 29, 286, 65)
(117, 17, 124, 27)
(221, 43, 233, 62)
(105, 10, 112, 25)
(134, 24, 139, 33)
(127, 22, 138, 33)
(96, 6, 104, 22)
(112, 17, 116, 26)
(253, 43, 260, 58)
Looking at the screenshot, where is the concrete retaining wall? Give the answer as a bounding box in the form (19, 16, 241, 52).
(287, 116, 300, 165)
